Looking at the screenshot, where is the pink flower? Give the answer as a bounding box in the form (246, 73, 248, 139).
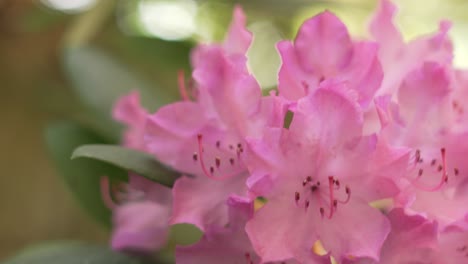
(245, 82, 407, 263)
(277, 11, 383, 107)
(105, 93, 172, 252)
(344, 209, 438, 264)
(375, 62, 468, 227)
(176, 195, 326, 264)
(143, 7, 286, 232)
(370, 0, 453, 96)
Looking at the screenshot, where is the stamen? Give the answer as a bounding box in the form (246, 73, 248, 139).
(328, 176, 335, 219)
(431, 159, 436, 166)
(177, 70, 190, 101)
(338, 186, 351, 204)
(193, 153, 198, 161)
(320, 207, 325, 218)
(244, 252, 254, 264)
(229, 158, 235, 165)
(305, 200, 310, 211)
(412, 148, 448, 192)
(215, 157, 221, 168)
(295, 192, 300, 204)
(455, 168, 459, 176)
(196, 134, 234, 180)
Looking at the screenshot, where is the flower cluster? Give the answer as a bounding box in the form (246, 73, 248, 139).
(105, 1, 468, 263)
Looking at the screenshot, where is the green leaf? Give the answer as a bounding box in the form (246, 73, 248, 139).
(45, 122, 127, 227)
(2, 242, 145, 264)
(62, 46, 178, 141)
(72, 144, 181, 188)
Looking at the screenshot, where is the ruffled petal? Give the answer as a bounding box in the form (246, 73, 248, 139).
(294, 11, 353, 76)
(170, 175, 248, 231)
(318, 199, 390, 262)
(223, 5, 252, 54)
(111, 201, 170, 252)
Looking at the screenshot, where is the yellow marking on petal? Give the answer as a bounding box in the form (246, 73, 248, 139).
(330, 256, 338, 264)
(312, 240, 327, 255)
(254, 197, 266, 211)
(369, 198, 393, 213)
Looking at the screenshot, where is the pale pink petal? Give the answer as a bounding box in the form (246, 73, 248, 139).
(112, 91, 148, 149)
(369, 0, 403, 60)
(293, 81, 362, 148)
(223, 5, 252, 54)
(318, 199, 390, 262)
(111, 201, 170, 252)
(246, 198, 318, 263)
(294, 11, 353, 76)
(170, 175, 248, 231)
(339, 42, 383, 108)
(277, 40, 320, 101)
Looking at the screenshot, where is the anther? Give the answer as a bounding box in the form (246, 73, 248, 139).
(295, 192, 300, 203)
(193, 153, 198, 161)
(455, 168, 459, 175)
(305, 200, 310, 210)
(229, 144, 234, 150)
(311, 185, 318, 192)
(216, 141, 220, 148)
(431, 159, 436, 166)
(210, 166, 214, 174)
(333, 200, 338, 208)
(230, 158, 235, 165)
(320, 207, 325, 218)
(418, 169, 423, 176)
(438, 165, 443, 172)
(335, 180, 340, 188)
(215, 157, 221, 168)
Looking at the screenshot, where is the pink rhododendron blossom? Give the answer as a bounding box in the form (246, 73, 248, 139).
(371, 0, 453, 96)
(344, 209, 438, 264)
(143, 7, 286, 232)
(106, 92, 173, 252)
(176, 195, 325, 264)
(278, 11, 383, 107)
(245, 82, 408, 263)
(101, 1, 468, 263)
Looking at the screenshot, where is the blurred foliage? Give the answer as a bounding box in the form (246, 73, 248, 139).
(2, 0, 468, 261)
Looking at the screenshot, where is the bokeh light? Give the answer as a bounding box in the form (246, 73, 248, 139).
(137, 0, 198, 41)
(40, 0, 97, 13)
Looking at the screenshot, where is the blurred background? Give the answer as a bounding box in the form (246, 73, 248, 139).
(1, 0, 468, 260)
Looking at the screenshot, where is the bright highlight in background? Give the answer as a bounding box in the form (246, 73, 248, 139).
(137, 0, 197, 41)
(40, 0, 97, 13)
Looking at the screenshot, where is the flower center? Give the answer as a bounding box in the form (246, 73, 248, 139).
(294, 175, 351, 219)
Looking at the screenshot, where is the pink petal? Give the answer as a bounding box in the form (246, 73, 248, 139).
(318, 199, 390, 261)
(294, 11, 353, 76)
(277, 40, 320, 101)
(340, 42, 383, 108)
(369, 0, 403, 60)
(170, 175, 248, 232)
(111, 201, 170, 252)
(246, 198, 318, 263)
(112, 92, 148, 149)
(223, 5, 252, 54)
(293, 81, 363, 148)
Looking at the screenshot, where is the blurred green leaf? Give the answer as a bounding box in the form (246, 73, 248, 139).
(72, 144, 180, 188)
(2, 241, 145, 264)
(20, 6, 68, 33)
(45, 122, 127, 227)
(62, 46, 177, 140)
